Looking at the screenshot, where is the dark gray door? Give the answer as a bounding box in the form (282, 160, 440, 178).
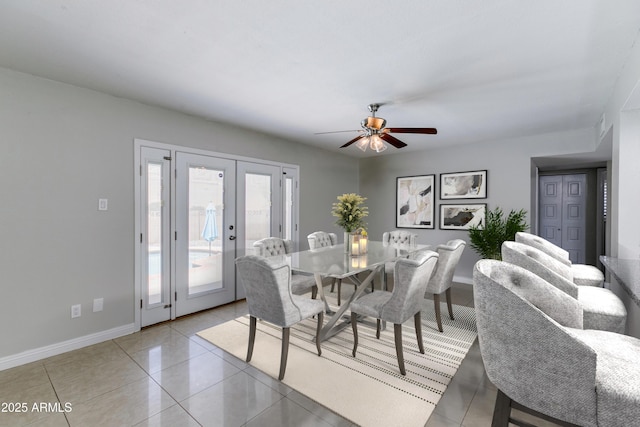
(539, 174, 587, 264)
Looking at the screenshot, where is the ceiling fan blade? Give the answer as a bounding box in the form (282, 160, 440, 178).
(380, 133, 407, 149)
(314, 130, 360, 135)
(340, 135, 365, 148)
(385, 127, 437, 134)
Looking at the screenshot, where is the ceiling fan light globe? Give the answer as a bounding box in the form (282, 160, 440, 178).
(355, 137, 370, 151)
(370, 134, 387, 152)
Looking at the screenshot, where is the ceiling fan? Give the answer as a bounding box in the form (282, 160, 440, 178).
(320, 104, 437, 152)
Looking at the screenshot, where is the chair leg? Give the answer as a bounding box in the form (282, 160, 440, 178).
(330, 278, 335, 293)
(278, 328, 290, 380)
(394, 323, 406, 375)
(492, 389, 512, 427)
(315, 312, 323, 356)
(311, 285, 318, 300)
(337, 279, 342, 305)
(433, 294, 444, 332)
(376, 319, 381, 339)
(414, 312, 424, 354)
(247, 316, 257, 362)
(445, 287, 455, 320)
(351, 312, 359, 357)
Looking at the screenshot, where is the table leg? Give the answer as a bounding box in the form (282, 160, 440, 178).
(318, 265, 381, 341)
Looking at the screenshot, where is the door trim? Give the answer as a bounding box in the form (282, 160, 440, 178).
(134, 139, 299, 330)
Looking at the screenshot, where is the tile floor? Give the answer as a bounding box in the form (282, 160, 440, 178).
(0, 284, 559, 427)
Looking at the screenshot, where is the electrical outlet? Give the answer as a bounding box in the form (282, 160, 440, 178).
(93, 298, 104, 312)
(98, 198, 108, 211)
(71, 304, 81, 318)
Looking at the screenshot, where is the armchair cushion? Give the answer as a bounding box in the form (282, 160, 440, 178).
(569, 329, 640, 427)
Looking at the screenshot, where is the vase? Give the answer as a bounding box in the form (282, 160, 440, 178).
(344, 231, 350, 253)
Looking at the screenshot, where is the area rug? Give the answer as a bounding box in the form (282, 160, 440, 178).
(197, 299, 477, 427)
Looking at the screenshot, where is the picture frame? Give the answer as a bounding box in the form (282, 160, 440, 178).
(396, 175, 435, 229)
(440, 170, 487, 199)
(439, 203, 486, 230)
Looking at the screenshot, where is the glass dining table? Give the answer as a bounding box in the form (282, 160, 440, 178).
(287, 241, 429, 341)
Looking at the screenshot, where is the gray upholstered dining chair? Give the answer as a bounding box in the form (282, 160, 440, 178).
(350, 249, 439, 375)
(515, 231, 604, 287)
(381, 230, 418, 286)
(307, 231, 340, 295)
(426, 239, 466, 332)
(473, 259, 640, 427)
(253, 237, 319, 299)
(501, 241, 626, 333)
(235, 255, 325, 380)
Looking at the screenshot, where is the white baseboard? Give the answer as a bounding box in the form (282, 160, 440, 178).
(453, 274, 473, 286)
(0, 323, 136, 371)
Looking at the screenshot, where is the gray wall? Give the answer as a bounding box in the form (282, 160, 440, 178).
(359, 129, 597, 283)
(0, 67, 357, 360)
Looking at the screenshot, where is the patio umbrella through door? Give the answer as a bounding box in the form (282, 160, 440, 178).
(201, 203, 219, 254)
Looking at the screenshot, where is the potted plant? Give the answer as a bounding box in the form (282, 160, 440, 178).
(468, 206, 528, 260)
(331, 193, 369, 252)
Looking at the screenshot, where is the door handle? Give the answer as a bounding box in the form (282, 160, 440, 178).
(229, 235, 236, 240)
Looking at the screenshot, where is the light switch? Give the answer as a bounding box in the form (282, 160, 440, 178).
(98, 199, 108, 211)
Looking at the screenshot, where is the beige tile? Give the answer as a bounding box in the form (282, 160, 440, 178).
(150, 351, 241, 401)
(66, 377, 176, 427)
(461, 387, 496, 427)
(115, 324, 184, 355)
(132, 404, 200, 427)
(181, 371, 283, 427)
(50, 356, 148, 404)
(0, 382, 62, 427)
(23, 412, 69, 427)
(0, 361, 50, 394)
(129, 334, 208, 374)
(44, 341, 130, 382)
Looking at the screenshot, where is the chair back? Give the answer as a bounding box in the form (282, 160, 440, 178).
(473, 260, 596, 426)
(382, 230, 417, 248)
(307, 231, 337, 250)
(501, 241, 577, 298)
(253, 237, 292, 256)
(235, 255, 304, 327)
(426, 239, 466, 294)
(380, 250, 438, 324)
(515, 232, 571, 266)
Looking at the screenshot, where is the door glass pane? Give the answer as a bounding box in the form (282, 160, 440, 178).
(188, 166, 223, 296)
(284, 176, 293, 241)
(246, 173, 271, 254)
(147, 162, 163, 306)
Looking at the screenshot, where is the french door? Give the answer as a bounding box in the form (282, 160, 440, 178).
(136, 142, 298, 327)
(175, 153, 237, 317)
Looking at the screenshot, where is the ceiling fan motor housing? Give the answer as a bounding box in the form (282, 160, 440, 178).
(361, 116, 386, 131)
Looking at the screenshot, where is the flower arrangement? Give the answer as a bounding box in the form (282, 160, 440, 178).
(331, 193, 369, 232)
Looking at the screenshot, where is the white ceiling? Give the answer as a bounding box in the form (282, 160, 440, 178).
(1, 1, 640, 157)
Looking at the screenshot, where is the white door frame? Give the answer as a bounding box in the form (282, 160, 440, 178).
(134, 138, 299, 330)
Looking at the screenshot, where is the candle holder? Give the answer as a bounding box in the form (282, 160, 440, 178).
(350, 233, 361, 256)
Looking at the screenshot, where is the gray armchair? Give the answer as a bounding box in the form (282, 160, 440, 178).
(474, 259, 640, 427)
(515, 231, 604, 287)
(235, 255, 325, 380)
(426, 239, 466, 332)
(381, 230, 418, 286)
(350, 249, 439, 375)
(253, 237, 318, 299)
(501, 241, 626, 333)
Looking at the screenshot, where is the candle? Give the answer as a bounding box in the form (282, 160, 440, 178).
(361, 238, 368, 253)
(352, 242, 359, 255)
